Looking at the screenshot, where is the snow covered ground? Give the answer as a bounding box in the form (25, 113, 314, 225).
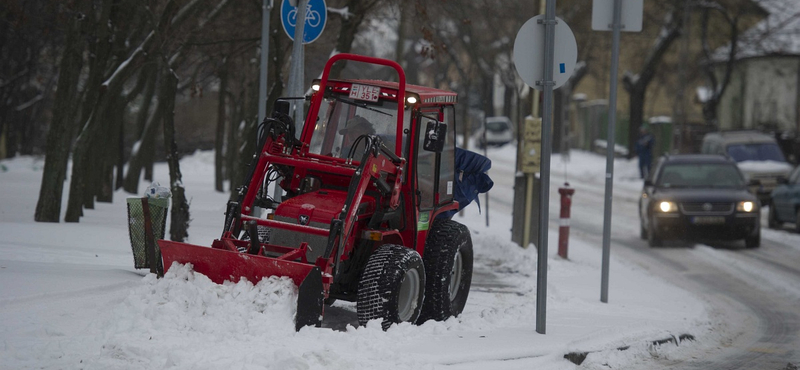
(1, 146, 725, 369)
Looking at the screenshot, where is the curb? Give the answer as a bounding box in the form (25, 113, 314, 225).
(563, 333, 696, 365)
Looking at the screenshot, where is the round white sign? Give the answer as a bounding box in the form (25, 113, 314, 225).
(513, 15, 578, 90)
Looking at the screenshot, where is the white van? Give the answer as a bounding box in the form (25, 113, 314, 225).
(701, 131, 793, 203)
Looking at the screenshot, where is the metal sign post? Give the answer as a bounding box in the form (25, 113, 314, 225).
(599, 0, 622, 305)
(258, 0, 273, 123)
(282, 0, 328, 131)
(535, 0, 557, 336)
(592, 0, 642, 304)
(285, 0, 308, 131)
(513, 0, 577, 335)
(260, 0, 275, 212)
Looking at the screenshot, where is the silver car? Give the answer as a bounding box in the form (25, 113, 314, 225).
(475, 116, 514, 148)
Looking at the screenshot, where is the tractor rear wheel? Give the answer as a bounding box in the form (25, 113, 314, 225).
(417, 219, 473, 324)
(357, 244, 425, 330)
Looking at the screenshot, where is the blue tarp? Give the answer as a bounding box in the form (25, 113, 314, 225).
(439, 148, 494, 219)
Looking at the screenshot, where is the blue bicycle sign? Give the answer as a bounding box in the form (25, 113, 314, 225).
(281, 0, 327, 44)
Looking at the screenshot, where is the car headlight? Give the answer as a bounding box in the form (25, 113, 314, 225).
(657, 201, 678, 213)
(736, 201, 756, 212)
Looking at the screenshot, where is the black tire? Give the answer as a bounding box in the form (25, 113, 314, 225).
(639, 217, 647, 240)
(745, 229, 760, 249)
(417, 219, 474, 324)
(357, 244, 425, 330)
(795, 208, 800, 233)
(647, 216, 662, 247)
(767, 202, 780, 229)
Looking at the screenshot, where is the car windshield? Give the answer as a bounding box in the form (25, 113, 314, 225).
(726, 143, 786, 162)
(308, 94, 408, 158)
(657, 163, 744, 188)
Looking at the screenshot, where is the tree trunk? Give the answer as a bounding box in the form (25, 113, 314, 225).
(97, 97, 125, 203)
(122, 66, 159, 194)
(123, 98, 164, 194)
(34, 0, 87, 222)
(215, 59, 228, 192)
(628, 86, 646, 154)
(227, 91, 243, 200)
(700, 8, 740, 127)
(160, 67, 190, 242)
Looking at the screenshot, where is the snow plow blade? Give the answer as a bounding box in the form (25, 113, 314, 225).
(295, 267, 324, 331)
(158, 240, 316, 287)
(159, 240, 326, 331)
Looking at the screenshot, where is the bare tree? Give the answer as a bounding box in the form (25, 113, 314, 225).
(622, 4, 684, 158)
(34, 0, 89, 222)
(698, 2, 740, 127)
(64, 0, 212, 222)
(159, 66, 191, 241)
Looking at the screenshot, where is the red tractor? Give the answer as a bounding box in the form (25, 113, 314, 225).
(160, 53, 475, 330)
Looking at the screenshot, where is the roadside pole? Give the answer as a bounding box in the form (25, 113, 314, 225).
(482, 121, 490, 227)
(260, 0, 275, 209)
(258, 0, 272, 123)
(599, 0, 621, 305)
(513, 1, 577, 336)
(286, 0, 307, 131)
(535, 0, 557, 335)
(591, 0, 642, 304)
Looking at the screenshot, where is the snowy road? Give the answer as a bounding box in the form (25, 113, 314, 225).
(535, 151, 800, 369)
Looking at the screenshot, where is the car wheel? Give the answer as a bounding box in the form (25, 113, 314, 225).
(767, 202, 780, 229)
(647, 216, 662, 247)
(744, 229, 760, 249)
(639, 216, 647, 240)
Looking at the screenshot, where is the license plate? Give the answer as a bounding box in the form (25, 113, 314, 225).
(692, 216, 725, 225)
(349, 84, 380, 102)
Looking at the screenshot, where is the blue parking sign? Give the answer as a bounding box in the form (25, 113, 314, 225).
(281, 0, 327, 44)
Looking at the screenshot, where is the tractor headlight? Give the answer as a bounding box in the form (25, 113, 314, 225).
(736, 201, 756, 212)
(658, 201, 678, 213)
(311, 84, 320, 91)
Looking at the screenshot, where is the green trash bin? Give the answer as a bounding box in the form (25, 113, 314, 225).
(126, 197, 168, 274)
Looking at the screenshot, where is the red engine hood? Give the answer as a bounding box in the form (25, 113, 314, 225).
(275, 190, 375, 225)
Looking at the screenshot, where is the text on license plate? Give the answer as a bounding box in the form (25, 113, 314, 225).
(349, 84, 380, 102)
(692, 216, 725, 224)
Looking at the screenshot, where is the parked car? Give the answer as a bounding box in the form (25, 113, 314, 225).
(700, 130, 793, 204)
(475, 116, 514, 148)
(639, 154, 761, 248)
(767, 165, 800, 231)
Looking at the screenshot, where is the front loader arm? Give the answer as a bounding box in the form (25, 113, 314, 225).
(319, 136, 404, 268)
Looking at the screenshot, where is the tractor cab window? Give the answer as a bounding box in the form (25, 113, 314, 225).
(308, 94, 408, 159)
(416, 106, 456, 210)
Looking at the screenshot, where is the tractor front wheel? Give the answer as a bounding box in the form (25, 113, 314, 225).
(417, 219, 474, 324)
(357, 244, 425, 330)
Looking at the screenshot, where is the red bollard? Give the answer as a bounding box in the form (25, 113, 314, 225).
(558, 183, 575, 259)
